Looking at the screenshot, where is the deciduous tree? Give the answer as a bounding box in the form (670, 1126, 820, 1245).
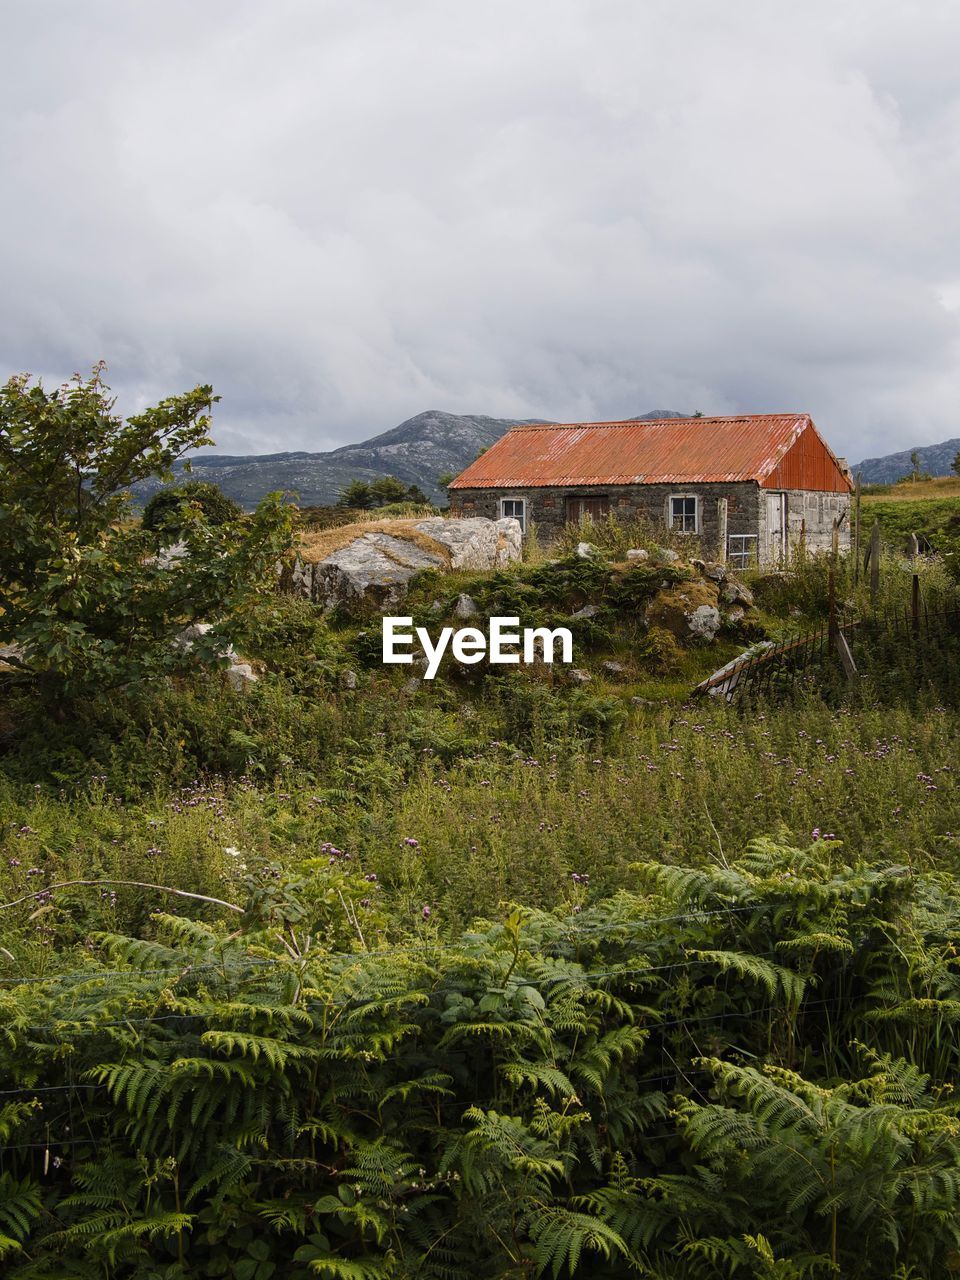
(0, 364, 293, 701)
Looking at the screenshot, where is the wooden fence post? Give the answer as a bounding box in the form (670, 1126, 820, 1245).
(868, 520, 881, 604)
(853, 473, 862, 586)
(716, 498, 728, 563)
(830, 516, 857, 686)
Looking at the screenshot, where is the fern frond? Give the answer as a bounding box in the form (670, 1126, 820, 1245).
(526, 1203, 632, 1278)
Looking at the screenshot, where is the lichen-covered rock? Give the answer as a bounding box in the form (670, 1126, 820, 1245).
(454, 593, 478, 619)
(576, 542, 599, 559)
(226, 662, 258, 691)
(174, 624, 258, 690)
(571, 603, 600, 619)
(722, 578, 755, 607)
(651, 547, 680, 565)
(312, 533, 445, 611)
(296, 517, 522, 611)
(567, 667, 593, 684)
(645, 579, 724, 643)
(626, 548, 649, 561)
(693, 559, 727, 583)
(414, 516, 522, 569)
(601, 660, 627, 677)
(687, 604, 722, 641)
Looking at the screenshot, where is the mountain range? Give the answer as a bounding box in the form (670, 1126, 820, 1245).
(851, 438, 960, 484)
(130, 409, 686, 508)
(130, 407, 960, 508)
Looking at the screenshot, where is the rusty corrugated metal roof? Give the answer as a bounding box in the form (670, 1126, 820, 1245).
(448, 413, 848, 490)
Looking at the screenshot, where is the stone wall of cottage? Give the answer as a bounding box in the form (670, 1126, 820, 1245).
(448, 482, 761, 559)
(450, 481, 852, 563)
(773, 489, 853, 555)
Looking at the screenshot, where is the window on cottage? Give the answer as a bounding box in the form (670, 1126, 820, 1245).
(727, 533, 758, 570)
(500, 497, 526, 533)
(669, 495, 698, 533)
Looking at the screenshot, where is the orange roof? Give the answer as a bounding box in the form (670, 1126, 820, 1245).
(448, 414, 852, 492)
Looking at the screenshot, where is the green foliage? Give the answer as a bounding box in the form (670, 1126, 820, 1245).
(0, 366, 294, 701)
(2, 841, 960, 1274)
(337, 477, 429, 509)
(862, 497, 960, 549)
(141, 480, 244, 533)
(553, 510, 698, 561)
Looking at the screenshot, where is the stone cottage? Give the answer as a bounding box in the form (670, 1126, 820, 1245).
(447, 413, 853, 565)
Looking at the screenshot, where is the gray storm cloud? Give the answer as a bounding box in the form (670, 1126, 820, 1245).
(1, 0, 958, 459)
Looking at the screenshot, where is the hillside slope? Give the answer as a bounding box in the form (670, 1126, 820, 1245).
(855, 437, 960, 483)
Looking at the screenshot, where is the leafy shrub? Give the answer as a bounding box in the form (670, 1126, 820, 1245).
(141, 479, 243, 533)
(554, 511, 699, 560)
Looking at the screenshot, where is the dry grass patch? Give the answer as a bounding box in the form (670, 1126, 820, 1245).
(863, 477, 960, 503)
(295, 519, 452, 566)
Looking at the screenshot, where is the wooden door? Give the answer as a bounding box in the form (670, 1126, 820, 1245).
(565, 495, 610, 524)
(766, 491, 787, 563)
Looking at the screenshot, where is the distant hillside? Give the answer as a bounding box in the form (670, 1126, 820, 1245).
(854, 438, 960, 484)
(130, 408, 687, 508)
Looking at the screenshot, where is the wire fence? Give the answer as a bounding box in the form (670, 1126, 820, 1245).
(694, 596, 960, 703)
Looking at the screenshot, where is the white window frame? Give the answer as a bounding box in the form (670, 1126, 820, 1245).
(667, 493, 700, 535)
(499, 496, 526, 534)
(727, 533, 758, 570)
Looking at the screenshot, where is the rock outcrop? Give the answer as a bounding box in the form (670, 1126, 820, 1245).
(413, 517, 522, 570)
(644, 579, 724, 643)
(289, 517, 522, 611)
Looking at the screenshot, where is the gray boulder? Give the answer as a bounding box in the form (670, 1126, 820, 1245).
(312, 532, 445, 611)
(567, 667, 593, 684)
(652, 546, 680, 565)
(173, 622, 236, 660)
(174, 623, 258, 690)
(693, 559, 727, 583)
(687, 604, 722, 641)
(626, 548, 649, 561)
(293, 517, 522, 611)
(226, 662, 258, 691)
(454, 593, 478, 619)
(414, 516, 522, 569)
(570, 603, 600, 619)
(722, 579, 755, 607)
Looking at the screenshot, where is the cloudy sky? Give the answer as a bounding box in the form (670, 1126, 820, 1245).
(2, 1, 959, 461)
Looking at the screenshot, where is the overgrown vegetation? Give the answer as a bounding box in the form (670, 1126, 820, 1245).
(141, 480, 244, 534)
(3, 841, 960, 1276)
(0, 367, 291, 701)
(4, 376, 960, 1274)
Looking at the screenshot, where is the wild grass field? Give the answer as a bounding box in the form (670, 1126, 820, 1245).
(860, 475, 960, 547)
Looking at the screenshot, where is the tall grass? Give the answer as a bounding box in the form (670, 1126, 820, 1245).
(2, 689, 959, 951)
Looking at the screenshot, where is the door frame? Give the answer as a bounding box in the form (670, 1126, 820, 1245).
(766, 490, 788, 563)
(564, 494, 610, 524)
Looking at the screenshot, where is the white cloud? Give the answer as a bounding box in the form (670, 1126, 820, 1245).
(1, 0, 959, 461)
